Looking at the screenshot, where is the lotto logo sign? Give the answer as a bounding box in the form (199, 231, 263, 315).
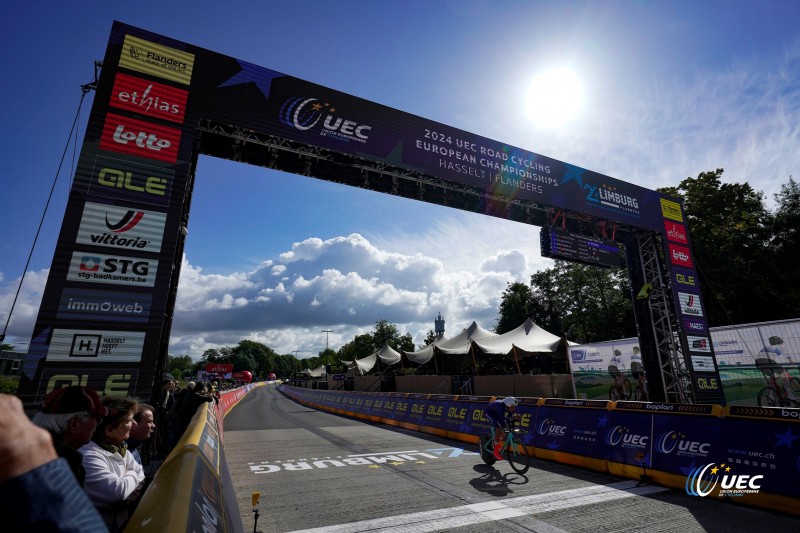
(110, 72, 188, 123)
(668, 244, 694, 268)
(664, 220, 688, 244)
(100, 113, 181, 163)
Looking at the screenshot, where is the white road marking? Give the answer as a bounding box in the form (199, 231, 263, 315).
(286, 480, 668, 533)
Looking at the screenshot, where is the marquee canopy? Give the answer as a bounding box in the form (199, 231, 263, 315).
(353, 344, 403, 375)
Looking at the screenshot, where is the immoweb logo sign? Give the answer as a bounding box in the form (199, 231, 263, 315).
(685, 463, 764, 497)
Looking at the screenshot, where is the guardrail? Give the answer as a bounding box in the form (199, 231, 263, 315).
(279, 385, 800, 517)
(124, 382, 266, 532)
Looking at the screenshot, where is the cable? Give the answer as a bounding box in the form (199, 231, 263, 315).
(0, 90, 89, 346)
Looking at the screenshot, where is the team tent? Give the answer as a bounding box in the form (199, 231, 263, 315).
(471, 318, 566, 373)
(404, 321, 498, 373)
(352, 344, 403, 375)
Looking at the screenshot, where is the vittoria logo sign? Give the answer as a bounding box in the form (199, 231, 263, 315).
(100, 113, 181, 163)
(76, 202, 166, 253)
(110, 72, 188, 123)
(678, 291, 704, 317)
(88, 156, 173, 207)
(119, 34, 194, 85)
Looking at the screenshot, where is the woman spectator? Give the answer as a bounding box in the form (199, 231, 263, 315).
(80, 396, 145, 532)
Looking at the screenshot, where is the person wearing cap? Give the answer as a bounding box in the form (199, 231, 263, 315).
(31, 385, 109, 486)
(484, 396, 522, 460)
(0, 393, 107, 532)
(80, 395, 145, 531)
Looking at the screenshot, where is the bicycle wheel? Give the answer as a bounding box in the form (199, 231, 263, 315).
(757, 386, 779, 407)
(789, 378, 800, 406)
(622, 379, 632, 399)
(479, 433, 496, 465)
(506, 435, 531, 474)
(609, 386, 620, 401)
(634, 385, 647, 401)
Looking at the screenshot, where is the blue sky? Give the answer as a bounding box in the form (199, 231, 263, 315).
(1, 1, 798, 359)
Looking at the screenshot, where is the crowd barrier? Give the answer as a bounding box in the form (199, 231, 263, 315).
(279, 385, 800, 517)
(125, 382, 266, 532)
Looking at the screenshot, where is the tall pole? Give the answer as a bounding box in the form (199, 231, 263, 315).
(292, 351, 300, 385)
(322, 330, 333, 367)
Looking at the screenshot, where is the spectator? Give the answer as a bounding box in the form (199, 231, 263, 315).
(81, 396, 145, 532)
(30, 385, 109, 486)
(0, 393, 107, 532)
(168, 381, 212, 451)
(126, 403, 156, 465)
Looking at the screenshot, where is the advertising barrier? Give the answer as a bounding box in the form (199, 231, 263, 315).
(280, 385, 800, 517)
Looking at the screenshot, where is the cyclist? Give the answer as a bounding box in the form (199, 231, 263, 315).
(485, 397, 521, 460)
(757, 336, 799, 406)
(630, 346, 647, 399)
(608, 350, 627, 399)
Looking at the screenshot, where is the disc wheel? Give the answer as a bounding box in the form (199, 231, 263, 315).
(506, 436, 531, 474)
(479, 433, 496, 465)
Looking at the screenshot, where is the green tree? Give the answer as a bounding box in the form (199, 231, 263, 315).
(167, 355, 194, 379)
(659, 169, 773, 326)
(770, 178, 800, 318)
(495, 282, 533, 334)
(421, 330, 437, 349)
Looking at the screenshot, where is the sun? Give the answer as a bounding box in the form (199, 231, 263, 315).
(524, 67, 585, 128)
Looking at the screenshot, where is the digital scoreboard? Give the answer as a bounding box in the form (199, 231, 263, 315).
(540, 227, 625, 268)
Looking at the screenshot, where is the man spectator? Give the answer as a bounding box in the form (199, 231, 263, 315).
(30, 385, 109, 486)
(127, 403, 156, 465)
(0, 393, 107, 532)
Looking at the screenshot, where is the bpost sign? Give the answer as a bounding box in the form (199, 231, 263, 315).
(17, 21, 722, 407)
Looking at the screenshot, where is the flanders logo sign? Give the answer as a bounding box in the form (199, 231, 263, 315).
(76, 201, 166, 253)
(659, 197, 683, 222)
(100, 113, 181, 163)
(119, 34, 194, 85)
(685, 462, 764, 497)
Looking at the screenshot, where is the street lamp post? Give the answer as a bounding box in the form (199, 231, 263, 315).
(292, 351, 300, 384)
(321, 330, 333, 367)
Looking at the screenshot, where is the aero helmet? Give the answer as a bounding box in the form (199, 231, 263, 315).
(503, 396, 518, 407)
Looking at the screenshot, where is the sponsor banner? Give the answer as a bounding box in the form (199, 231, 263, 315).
(677, 291, 704, 318)
(185, 454, 227, 533)
(694, 372, 722, 393)
(691, 355, 716, 370)
(651, 414, 722, 475)
(100, 113, 181, 163)
(77, 201, 166, 253)
(37, 366, 139, 398)
(198, 421, 220, 471)
(423, 396, 451, 429)
(206, 363, 233, 374)
(88, 155, 174, 207)
(119, 34, 195, 85)
(660, 198, 684, 222)
(672, 267, 699, 291)
(663, 219, 688, 244)
(57, 287, 152, 323)
(46, 329, 145, 362)
(531, 403, 608, 457)
(441, 400, 473, 434)
(110, 72, 188, 123)
(683, 317, 709, 335)
(604, 410, 652, 466)
(688, 335, 712, 352)
(720, 411, 800, 498)
(403, 395, 429, 425)
(67, 251, 158, 287)
(668, 244, 694, 268)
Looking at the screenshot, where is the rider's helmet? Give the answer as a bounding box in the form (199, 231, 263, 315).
(503, 396, 518, 407)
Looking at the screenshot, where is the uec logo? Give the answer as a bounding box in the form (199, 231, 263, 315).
(655, 431, 711, 455)
(685, 463, 763, 497)
(537, 418, 566, 436)
(605, 425, 649, 447)
(279, 97, 371, 140)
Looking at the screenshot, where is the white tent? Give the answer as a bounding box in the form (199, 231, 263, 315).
(403, 334, 448, 364)
(472, 318, 562, 354)
(300, 365, 327, 378)
(353, 344, 403, 374)
(432, 321, 498, 355)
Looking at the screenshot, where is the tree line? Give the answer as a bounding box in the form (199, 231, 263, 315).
(168, 170, 799, 378)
